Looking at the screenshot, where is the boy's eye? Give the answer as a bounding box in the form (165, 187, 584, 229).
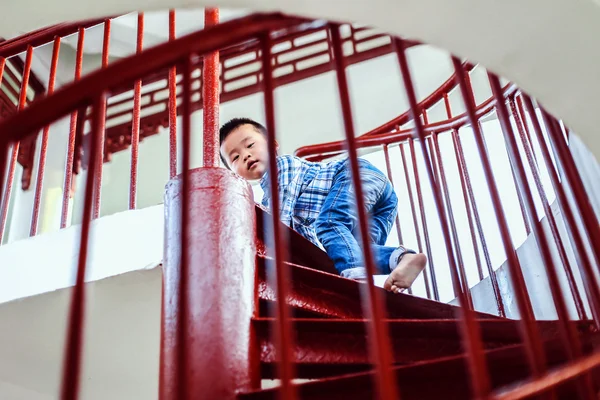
(232, 155, 239, 162)
(248, 143, 254, 148)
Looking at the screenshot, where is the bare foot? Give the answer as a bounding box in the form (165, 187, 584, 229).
(384, 253, 427, 294)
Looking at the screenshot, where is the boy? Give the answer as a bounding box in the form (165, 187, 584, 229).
(219, 118, 427, 293)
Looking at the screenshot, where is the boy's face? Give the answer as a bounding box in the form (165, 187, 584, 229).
(220, 124, 271, 180)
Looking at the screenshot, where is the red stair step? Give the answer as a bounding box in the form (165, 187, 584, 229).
(258, 254, 505, 320)
(239, 334, 597, 399)
(254, 317, 594, 379)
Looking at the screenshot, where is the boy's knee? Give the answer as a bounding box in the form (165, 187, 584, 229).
(314, 215, 330, 238)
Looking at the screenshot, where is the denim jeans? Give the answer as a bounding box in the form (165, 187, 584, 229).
(315, 159, 414, 279)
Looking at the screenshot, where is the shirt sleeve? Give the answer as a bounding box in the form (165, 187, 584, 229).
(276, 155, 304, 228)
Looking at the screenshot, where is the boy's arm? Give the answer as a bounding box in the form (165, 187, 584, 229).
(275, 155, 303, 228)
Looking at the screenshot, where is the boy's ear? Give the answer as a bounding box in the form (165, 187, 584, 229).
(275, 139, 280, 151)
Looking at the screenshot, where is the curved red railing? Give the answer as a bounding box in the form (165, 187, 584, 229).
(0, 9, 599, 400)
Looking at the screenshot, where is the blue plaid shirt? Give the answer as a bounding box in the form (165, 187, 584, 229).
(260, 155, 346, 248)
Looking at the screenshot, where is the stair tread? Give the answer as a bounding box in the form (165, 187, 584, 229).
(258, 254, 504, 320)
(239, 336, 589, 399)
(253, 317, 593, 343)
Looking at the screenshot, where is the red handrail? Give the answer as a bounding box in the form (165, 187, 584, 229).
(295, 83, 517, 160)
(0, 13, 309, 145)
(0, 18, 108, 59)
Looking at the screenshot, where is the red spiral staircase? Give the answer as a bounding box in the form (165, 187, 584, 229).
(0, 10, 600, 400)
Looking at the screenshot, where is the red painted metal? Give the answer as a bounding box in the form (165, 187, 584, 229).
(408, 139, 440, 301)
(260, 31, 298, 400)
(300, 131, 412, 160)
(382, 144, 403, 244)
(329, 24, 399, 400)
(515, 96, 536, 160)
(508, 96, 586, 321)
(91, 20, 111, 220)
(489, 74, 594, 398)
(177, 55, 192, 400)
(0, 15, 308, 146)
(452, 131, 506, 317)
(99, 20, 406, 159)
(453, 58, 548, 379)
(0, 19, 107, 59)
(382, 144, 412, 295)
(452, 58, 546, 384)
(330, 23, 398, 400)
(30, 37, 61, 236)
(450, 131, 483, 283)
(60, 93, 103, 400)
(399, 142, 432, 299)
(0, 45, 33, 243)
(203, 8, 220, 167)
(430, 134, 473, 308)
(335, 62, 477, 138)
(494, 352, 600, 400)
(129, 13, 144, 210)
(442, 93, 485, 284)
(2, 12, 600, 400)
(297, 84, 517, 162)
(396, 38, 491, 398)
(168, 10, 177, 178)
(522, 94, 600, 327)
(540, 110, 600, 281)
(256, 250, 503, 321)
(0, 58, 6, 243)
(61, 27, 85, 228)
(161, 165, 260, 399)
(0, 20, 105, 191)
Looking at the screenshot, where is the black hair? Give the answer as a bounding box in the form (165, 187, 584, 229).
(219, 117, 267, 167)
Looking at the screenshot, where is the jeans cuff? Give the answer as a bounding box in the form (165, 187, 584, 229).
(389, 245, 417, 272)
(340, 267, 368, 280)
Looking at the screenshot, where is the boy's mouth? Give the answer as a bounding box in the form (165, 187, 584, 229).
(247, 160, 258, 170)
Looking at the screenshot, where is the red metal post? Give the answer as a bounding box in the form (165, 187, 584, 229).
(161, 167, 260, 398)
(129, 14, 144, 209)
(443, 93, 485, 283)
(30, 37, 61, 236)
(177, 55, 192, 400)
(91, 20, 111, 220)
(450, 133, 484, 282)
(515, 95, 536, 160)
(453, 131, 505, 317)
(534, 104, 600, 323)
(453, 58, 547, 378)
(0, 58, 6, 243)
(61, 27, 85, 228)
(399, 142, 432, 299)
(382, 144, 403, 244)
(522, 95, 600, 326)
(203, 8, 220, 167)
(396, 39, 490, 398)
(330, 24, 398, 400)
(0, 45, 33, 243)
(60, 93, 104, 400)
(383, 144, 411, 295)
(168, 10, 178, 178)
(509, 96, 586, 320)
(541, 110, 600, 279)
(260, 31, 298, 400)
(408, 139, 440, 301)
(430, 134, 473, 308)
(489, 74, 594, 398)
